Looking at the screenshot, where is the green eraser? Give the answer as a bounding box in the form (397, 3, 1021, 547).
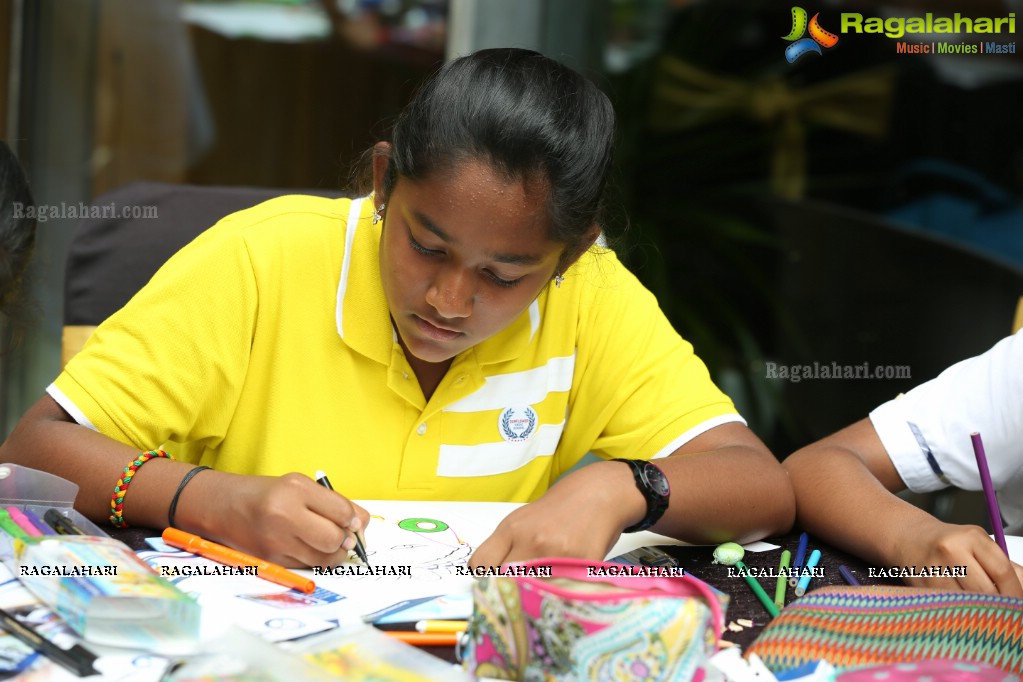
(712, 542, 745, 566)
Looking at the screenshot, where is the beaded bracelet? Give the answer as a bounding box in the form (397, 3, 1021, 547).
(110, 449, 173, 528)
(167, 465, 211, 529)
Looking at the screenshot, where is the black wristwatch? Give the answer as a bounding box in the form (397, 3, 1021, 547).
(613, 458, 670, 532)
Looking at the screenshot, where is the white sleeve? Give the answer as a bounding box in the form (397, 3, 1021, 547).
(869, 329, 1023, 494)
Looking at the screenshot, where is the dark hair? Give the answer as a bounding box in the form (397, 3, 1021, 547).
(0, 140, 37, 327)
(384, 48, 616, 266)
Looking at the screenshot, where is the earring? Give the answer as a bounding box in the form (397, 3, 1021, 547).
(372, 203, 386, 225)
(553, 272, 565, 288)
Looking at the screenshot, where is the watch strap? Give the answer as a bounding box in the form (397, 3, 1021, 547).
(613, 458, 670, 533)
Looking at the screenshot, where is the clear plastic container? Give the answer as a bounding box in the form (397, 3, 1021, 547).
(0, 463, 200, 653)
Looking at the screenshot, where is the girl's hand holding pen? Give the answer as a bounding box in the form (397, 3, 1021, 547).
(315, 471, 370, 565)
(178, 471, 369, 568)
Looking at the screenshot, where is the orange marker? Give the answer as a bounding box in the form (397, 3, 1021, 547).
(385, 631, 461, 647)
(162, 528, 315, 594)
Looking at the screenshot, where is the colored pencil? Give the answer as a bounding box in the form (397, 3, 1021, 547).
(789, 532, 808, 587)
(735, 561, 779, 618)
(794, 549, 822, 596)
(774, 549, 791, 608)
(839, 565, 860, 586)
(971, 432, 1009, 556)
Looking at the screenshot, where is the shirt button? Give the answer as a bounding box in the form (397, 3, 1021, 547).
(402, 372, 409, 380)
(455, 375, 465, 384)
(416, 423, 427, 435)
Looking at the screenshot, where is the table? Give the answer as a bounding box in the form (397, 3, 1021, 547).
(110, 526, 462, 660)
(662, 531, 898, 650)
(111, 526, 895, 661)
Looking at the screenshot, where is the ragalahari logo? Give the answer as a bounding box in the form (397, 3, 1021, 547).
(783, 7, 839, 62)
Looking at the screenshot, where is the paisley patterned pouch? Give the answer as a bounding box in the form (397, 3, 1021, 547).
(461, 557, 725, 681)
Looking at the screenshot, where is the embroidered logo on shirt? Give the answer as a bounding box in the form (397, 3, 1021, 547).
(498, 406, 538, 443)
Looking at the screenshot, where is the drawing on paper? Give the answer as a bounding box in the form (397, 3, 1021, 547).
(364, 515, 474, 578)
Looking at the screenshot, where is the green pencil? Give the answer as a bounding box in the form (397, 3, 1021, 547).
(736, 560, 780, 618)
(774, 549, 791, 609)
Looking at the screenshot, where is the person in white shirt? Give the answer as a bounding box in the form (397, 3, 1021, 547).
(784, 330, 1023, 596)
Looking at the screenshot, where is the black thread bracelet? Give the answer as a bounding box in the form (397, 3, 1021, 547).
(167, 466, 212, 529)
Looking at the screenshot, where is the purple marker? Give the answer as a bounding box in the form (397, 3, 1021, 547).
(22, 508, 56, 536)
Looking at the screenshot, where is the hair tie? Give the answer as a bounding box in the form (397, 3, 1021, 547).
(167, 466, 212, 529)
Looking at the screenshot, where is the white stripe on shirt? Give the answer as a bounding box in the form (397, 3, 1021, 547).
(46, 383, 99, 431)
(335, 197, 365, 339)
(650, 414, 747, 459)
(444, 355, 575, 413)
(437, 422, 565, 477)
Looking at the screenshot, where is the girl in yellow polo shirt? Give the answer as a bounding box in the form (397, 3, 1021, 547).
(1, 49, 794, 568)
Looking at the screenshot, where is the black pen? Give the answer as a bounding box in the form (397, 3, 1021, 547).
(314, 470, 370, 566)
(43, 509, 89, 536)
(0, 607, 99, 677)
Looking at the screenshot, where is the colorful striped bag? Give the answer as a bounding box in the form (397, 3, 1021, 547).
(746, 585, 1023, 676)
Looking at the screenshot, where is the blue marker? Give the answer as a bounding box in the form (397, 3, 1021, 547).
(794, 549, 822, 596)
(789, 532, 809, 587)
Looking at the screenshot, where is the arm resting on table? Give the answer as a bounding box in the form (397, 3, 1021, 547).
(0, 395, 367, 568)
(783, 418, 1023, 596)
(472, 422, 795, 566)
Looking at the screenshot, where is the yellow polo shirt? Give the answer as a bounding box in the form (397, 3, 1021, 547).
(50, 195, 742, 502)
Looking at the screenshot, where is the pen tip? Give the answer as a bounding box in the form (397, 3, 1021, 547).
(314, 470, 327, 480)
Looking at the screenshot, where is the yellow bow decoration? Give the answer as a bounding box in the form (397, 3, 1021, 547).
(649, 55, 897, 199)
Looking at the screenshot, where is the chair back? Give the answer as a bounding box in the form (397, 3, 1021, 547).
(765, 197, 1023, 449)
(63, 181, 344, 366)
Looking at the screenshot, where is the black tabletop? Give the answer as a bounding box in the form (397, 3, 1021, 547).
(661, 531, 899, 650)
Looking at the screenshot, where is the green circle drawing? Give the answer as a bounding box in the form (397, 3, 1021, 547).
(398, 517, 449, 533)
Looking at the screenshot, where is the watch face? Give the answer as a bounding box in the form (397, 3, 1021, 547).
(641, 462, 670, 496)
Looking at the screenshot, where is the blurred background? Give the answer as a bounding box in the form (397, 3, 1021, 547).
(1, 0, 1021, 508)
